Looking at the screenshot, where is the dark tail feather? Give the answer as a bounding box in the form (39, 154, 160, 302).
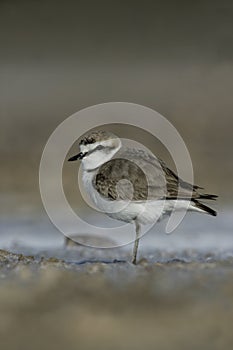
(192, 199, 217, 216)
(199, 193, 218, 200)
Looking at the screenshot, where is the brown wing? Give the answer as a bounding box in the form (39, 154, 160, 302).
(94, 150, 217, 202)
(94, 158, 150, 201)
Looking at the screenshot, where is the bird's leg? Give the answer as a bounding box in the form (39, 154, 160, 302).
(132, 221, 141, 265)
(64, 236, 71, 247)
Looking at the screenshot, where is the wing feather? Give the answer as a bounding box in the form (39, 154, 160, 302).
(93, 148, 215, 201)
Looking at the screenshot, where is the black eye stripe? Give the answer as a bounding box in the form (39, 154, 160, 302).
(86, 144, 105, 155)
(95, 145, 105, 150)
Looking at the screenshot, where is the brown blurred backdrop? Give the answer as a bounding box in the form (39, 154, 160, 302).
(1, 0, 233, 216)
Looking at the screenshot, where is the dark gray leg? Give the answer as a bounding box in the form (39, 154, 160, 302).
(64, 236, 71, 247)
(132, 221, 141, 265)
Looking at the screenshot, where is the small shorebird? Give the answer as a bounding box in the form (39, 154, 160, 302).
(68, 130, 217, 264)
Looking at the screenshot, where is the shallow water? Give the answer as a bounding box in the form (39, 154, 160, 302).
(1, 208, 232, 263)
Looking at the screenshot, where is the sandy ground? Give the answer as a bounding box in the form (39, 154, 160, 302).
(0, 249, 233, 350)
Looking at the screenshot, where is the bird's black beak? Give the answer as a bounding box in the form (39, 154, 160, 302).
(68, 152, 87, 162)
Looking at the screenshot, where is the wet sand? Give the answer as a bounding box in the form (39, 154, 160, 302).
(1, 248, 233, 350)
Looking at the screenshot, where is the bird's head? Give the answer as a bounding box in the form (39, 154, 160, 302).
(68, 130, 121, 171)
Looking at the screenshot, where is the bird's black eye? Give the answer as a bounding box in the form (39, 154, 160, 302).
(79, 137, 96, 146)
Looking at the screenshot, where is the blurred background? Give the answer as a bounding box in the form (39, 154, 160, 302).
(1, 0, 233, 244)
(1, 2, 233, 350)
(1, 0, 233, 213)
(1, 0, 233, 250)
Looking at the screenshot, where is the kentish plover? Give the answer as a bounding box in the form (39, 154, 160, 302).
(68, 130, 217, 264)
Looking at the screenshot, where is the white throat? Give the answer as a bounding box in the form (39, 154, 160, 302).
(80, 138, 121, 171)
